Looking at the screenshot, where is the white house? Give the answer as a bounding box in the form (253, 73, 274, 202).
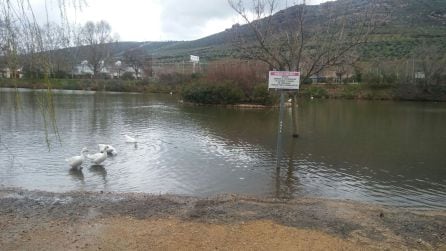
(0, 67, 23, 79)
(71, 60, 144, 79)
(71, 60, 94, 76)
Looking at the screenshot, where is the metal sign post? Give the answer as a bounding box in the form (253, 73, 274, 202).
(190, 55, 199, 74)
(268, 71, 300, 167)
(276, 91, 286, 166)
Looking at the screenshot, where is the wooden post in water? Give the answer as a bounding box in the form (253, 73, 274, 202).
(291, 93, 299, 138)
(276, 91, 286, 166)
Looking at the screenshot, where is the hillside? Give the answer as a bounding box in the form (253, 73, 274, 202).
(73, 0, 446, 63)
(145, 0, 446, 62)
(360, 0, 446, 59)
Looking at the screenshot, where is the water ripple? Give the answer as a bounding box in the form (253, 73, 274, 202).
(1, 89, 446, 209)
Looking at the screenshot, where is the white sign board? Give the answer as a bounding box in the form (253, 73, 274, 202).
(268, 71, 300, 90)
(190, 55, 200, 62)
(415, 72, 425, 79)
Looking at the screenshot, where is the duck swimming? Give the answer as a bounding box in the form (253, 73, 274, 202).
(65, 147, 89, 170)
(87, 146, 109, 165)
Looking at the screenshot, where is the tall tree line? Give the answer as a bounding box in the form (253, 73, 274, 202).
(0, 1, 119, 79)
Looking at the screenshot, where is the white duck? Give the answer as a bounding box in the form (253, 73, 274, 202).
(125, 135, 137, 143)
(65, 147, 89, 170)
(98, 144, 117, 155)
(87, 146, 109, 165)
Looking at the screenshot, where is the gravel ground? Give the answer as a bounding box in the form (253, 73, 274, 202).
(0, 188, 445, 250)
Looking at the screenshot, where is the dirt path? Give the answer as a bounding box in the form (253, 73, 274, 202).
(0, 188, 445, 250)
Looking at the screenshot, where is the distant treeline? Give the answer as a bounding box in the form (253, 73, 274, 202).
(2, 70, 446, 104)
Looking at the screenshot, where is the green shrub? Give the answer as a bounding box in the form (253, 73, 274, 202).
(145, 83, 174, 93)
(362, 68, 399, 88)
(121, 72, 135, 80)
(59, 79, 81, 90)
(191, 73, 202, 79)
(302, 78, 313, 85)
(51, 70, 70, 79)
(341, 85, 361, 99)
(251, 84, 275, 105)
(158, 73, 193, 86)
(301, 86, 329, 98)
(182, 81, 244, 104)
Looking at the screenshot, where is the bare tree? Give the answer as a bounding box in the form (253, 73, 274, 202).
(0, 0, 85, 148)
(229, 0, 382, 137)
(40, 22, 73, 77)
(142, 54, 153, 79)
(413, 44, 446, 86)
(78, 20, 114, 78)
(123, 47, 147, 79)
(0, 8, 22, 79)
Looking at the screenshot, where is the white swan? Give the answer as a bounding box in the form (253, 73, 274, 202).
(87, 146, 108, 165)
(98, 144, 117, 155)
(125, 135, 137, 143)
(65, 147, 88, 170)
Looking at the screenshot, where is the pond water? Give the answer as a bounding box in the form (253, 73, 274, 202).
(1, 88, 445, 209)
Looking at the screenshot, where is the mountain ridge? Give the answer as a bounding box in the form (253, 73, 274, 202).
(69, 0, 446, 63)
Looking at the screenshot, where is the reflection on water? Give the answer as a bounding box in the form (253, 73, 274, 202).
(0, 88, 445, 209)
(275, 141, 301, 198)
(89, 165, 107, 177)
(89, 165, 107, 183)
(69, 168, 85, 182)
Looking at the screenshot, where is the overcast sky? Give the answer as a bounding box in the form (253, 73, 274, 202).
(34, 0, 332, 41)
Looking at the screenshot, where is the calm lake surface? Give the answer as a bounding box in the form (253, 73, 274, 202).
(1, 88, 445, 209)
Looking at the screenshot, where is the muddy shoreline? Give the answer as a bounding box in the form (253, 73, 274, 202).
(1, 188, 445, 250)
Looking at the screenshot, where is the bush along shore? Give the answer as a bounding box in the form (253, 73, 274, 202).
(300, 83, 446, 102)
(2, 77, 446, 104)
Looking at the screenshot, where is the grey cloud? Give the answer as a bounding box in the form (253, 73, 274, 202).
(158, 0, 327, 40)
(159, 0, 238, 40)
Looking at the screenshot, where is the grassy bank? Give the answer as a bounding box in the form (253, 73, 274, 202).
(299, 83, 446, 102)
(181, 81, 277, 105)
(181, 82, 446, 105)
(2, 78, 445, 103)
(0, 78, 176, 94)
